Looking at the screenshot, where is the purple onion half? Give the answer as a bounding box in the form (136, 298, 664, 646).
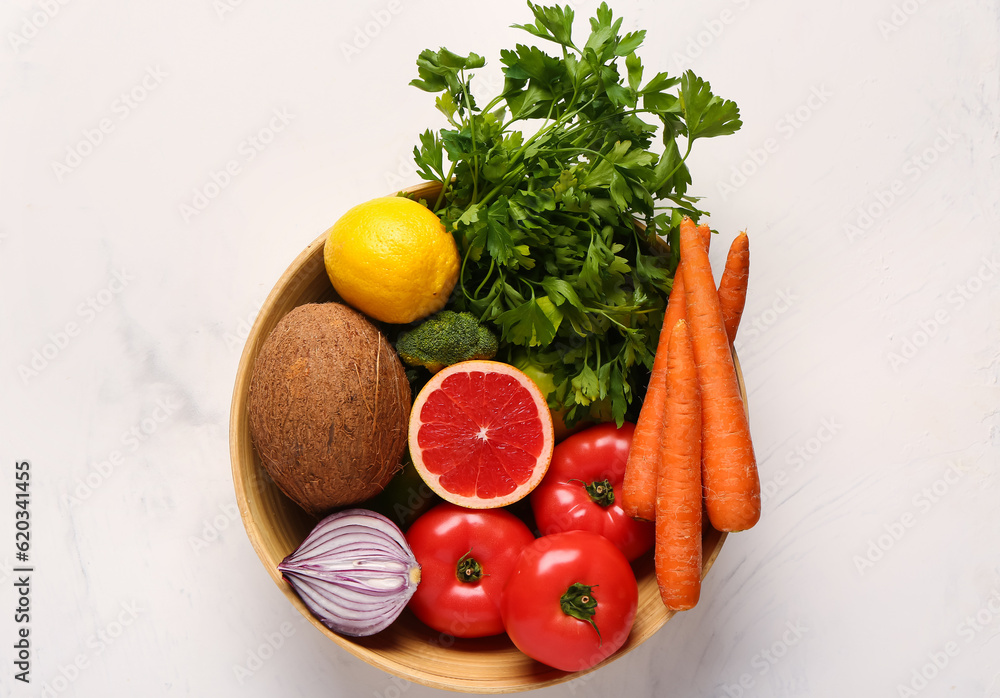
(278, 509, 421, 637)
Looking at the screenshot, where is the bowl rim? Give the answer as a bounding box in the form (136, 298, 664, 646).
(229, 181, 744, 693)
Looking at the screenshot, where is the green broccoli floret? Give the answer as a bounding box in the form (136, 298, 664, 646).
(395, 311, 498, 373)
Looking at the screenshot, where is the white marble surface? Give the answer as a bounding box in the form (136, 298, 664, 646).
(1, 0, 998, 696)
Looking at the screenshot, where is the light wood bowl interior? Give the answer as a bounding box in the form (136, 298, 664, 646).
(229, 181, 746, 693)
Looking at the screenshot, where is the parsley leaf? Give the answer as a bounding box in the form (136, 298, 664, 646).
(497, 295, 563, 347)
(680, 70, 743, 141)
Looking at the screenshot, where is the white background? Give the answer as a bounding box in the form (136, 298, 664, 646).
(1, 0, 999, 696)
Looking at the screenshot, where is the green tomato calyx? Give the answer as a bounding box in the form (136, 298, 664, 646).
(560, 582, 602, 644)
(456, 550, 484, 583)
(581, 478, 615, 507)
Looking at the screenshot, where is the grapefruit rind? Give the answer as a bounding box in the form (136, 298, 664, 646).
(408, 360, 555, 509)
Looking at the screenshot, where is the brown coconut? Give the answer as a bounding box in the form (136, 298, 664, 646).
(248, 302, 411, 517)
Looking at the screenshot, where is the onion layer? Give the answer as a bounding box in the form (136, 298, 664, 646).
(278, 509, 421, 637)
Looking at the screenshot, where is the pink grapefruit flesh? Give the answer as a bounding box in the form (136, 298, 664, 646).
(409, 360, 555, 509)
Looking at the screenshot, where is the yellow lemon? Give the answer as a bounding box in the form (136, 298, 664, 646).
(323, 196, 460, 324)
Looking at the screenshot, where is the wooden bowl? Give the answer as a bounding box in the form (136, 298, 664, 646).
(229, 181, 746, 693)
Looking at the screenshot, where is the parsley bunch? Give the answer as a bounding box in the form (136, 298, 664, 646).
(410, 1, 741, 425)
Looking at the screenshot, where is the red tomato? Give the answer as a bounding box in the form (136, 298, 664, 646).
(405, 503, 535, 638)
(500, 530, 638, 671)
(530, 422, 654, 560)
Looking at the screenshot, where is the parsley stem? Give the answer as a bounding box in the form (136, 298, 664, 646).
(656, 138, 694, 190)
(482, 93, 506, 114)
(478, 96, 598, 210)
(460, 69, 481, 203)
(458, 241, 476, 303)
(474, 258, 495, 298)
(434, 160, 457, 211)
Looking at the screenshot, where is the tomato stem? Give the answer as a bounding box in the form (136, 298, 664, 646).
(571, 478, 616, 508)
(456, 550, 484, 583)
(560, 582, 602, 644)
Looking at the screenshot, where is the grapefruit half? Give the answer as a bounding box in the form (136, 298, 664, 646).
(409, 360, 554, 509)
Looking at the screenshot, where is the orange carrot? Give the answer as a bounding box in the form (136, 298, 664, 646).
(680, 217, 760, 532)
(621, 322, 672, 520)
(654, 320, 702, 611)
(697, 224, 712, 252)
(718, 231, 750, 343)
(622, 225, 711, 521)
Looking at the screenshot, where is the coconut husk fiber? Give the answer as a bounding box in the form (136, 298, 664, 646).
(248, 302, 411, 517)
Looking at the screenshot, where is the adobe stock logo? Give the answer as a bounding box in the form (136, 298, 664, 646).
(853, 461, 967, 575)
(877, 0, 932, 39)
(844, 126, 960, 242)
(670, 0, 755, 73)
(213, 0, 246, 20)
(717, 619, 809, 698)
(895, 585, 1000, 697)
(760, 417, 844, 506)
(340, 1, 403, 63)
(52, 66, 168, 182)
(7, 0, 71, 54)
(887, 254, 999, 371)
(733, 287, 798, 349)
(179, 107, 294, 223)
(232, 621, 298, 685)
(717, 86, 832, 201)
(17, 268, 134, 384)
